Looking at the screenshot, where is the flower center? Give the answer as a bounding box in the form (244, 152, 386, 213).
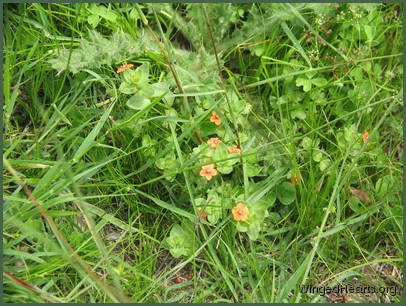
(238, 209, 244, 215)
(206, 169, 212, 174)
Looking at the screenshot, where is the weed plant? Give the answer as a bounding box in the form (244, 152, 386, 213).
(3, 3, 403, 303)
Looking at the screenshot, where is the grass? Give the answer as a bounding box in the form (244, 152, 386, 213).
(3, 3, 403, 303)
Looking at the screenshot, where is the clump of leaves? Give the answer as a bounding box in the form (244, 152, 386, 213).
(48, 30, 139, 74)
(118, 63, 170, 110)
(164, 223, 198, 258)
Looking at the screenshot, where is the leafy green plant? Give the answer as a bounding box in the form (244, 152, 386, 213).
(164, 223, 198, 258)
(118, 63, 170, 110)
(48, 31, 139, 74)
(4, 2, 402, 303)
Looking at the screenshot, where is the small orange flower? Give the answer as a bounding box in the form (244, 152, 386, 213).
(199, 164, 218, 181)
(207, 137, 222, 148)
(228, 146, 241, 154)
(117, 63, 134, 73)
(210, 111, 222, 126)
(362, 131, 369, 144)
(198, 208, 208, 221)
(232, 203, 249, 221)
(291, 172, 303, 186)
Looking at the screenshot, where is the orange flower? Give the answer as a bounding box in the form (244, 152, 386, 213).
(362, 131, 369, 144)
(291, 172, 303, 186)
(198, 208, 208, 221)
(232, 203, 249, 221)
(207, 137, 222, 148)
(210, 111, 222, 126)
(199, 164, 218, 180)
(117, 63, 134, 73)
(228, 146, 241, 154)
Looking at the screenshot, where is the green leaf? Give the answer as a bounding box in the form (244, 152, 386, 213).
(296, 77, 312, 92)
(87, 15, 100, 28)
(291, 109, 306, 120)
(134, 63, 150, 86)
(73, 100, 116, 163)
(165, 224, 196, 258)
(276, 182, 296, 205)
(311, 77, 327, 87)
(348, 197, 364, 213)
(246, 163, 261, 177)
(126, 94, 150, 110)
(236, 221, 249, 232)
(217, 164, 233, 174)
(119, 81, 138, 95)
(151, 82, 169, 98)
(301, 136, 319, 150)
(206, 204, 222, 225)
(319, 159, 330, 171)
(90, 4, 117, 22)
(247, 224, 260, 240)
(123, 63, 149, 86)
(364, 24, 376, 42)
(138, 84, 155, 98)
(312, 150, 323, 162)
(3, 249, 46, 263)
(268, 212, 281, 224)
(375, 175, 395, 198)
(129, 8, 139, 20)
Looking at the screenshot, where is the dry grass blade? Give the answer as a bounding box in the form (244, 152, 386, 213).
(349, 188, 371, 204)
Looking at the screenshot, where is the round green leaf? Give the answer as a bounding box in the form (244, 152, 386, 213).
(291, 109, 306, 120)
(276, 182, 296, 205)
(296, 77, 312, 92)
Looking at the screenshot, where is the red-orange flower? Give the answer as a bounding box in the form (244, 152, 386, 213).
(199, 164, 218, 180)
(117, 63, 134, 73)
(228, 146, 241, 154)
(198, 208, 208, 221)
(362, 131, 369, 144)
(291, 172, 303, 186)
(210, 111, 222, 126)
(232, 203, 249, 221)
(207, 137, 222, 148)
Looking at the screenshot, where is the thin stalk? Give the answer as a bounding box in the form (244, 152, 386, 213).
(202, 4, 249, 197)
(135, 4, 203, 143)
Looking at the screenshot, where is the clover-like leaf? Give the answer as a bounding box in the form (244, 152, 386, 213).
(291, 109, 306, 120)
(296, 77, 312, 92)
(319, 159, 330, 171)
(312, 150, 323, 162)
